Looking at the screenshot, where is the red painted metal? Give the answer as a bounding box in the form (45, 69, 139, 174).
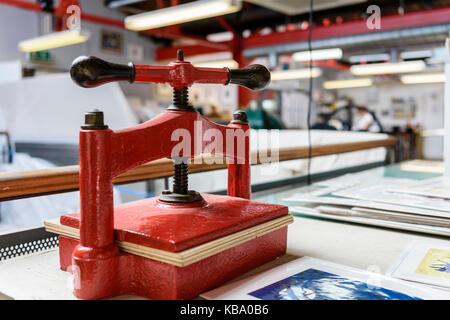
(154, 43, 255, 106)
(109, 111, 251, 176)
(156, 0, 166, 9)
(59, 109, 288, 299)
(59, 227, 287, 300)
(61, 194, 287, 253)
(156, 44, 233, 61)
(134, 61, 229, 89)
(215, 16, 239, 38)
(60, 53, 287, 299)
(243, 6, 450, 49)
(312, 59, 350, 71)
(226, 122, 251, 198)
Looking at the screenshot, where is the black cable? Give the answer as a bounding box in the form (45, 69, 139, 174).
(306, 0, 314, 185)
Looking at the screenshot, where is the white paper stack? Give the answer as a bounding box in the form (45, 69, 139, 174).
(284, 174, 450, 237)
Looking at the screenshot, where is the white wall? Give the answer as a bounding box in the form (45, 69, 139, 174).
(338, 82, 445, 159)
(0, 0, 156, 69)
(0, 3, 39, 62)
(0, 1, 156, 115)
(0, 73, 139, 144)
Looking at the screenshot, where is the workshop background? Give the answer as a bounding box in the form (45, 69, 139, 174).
(0, 0, 448, 232)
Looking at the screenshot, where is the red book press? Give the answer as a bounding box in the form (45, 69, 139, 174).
(57, 50, 291, 300)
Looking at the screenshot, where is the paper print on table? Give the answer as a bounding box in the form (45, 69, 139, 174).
(414, 248, 450, 279)
(201, 257, 448, 300)
(248, 268, 421, 300)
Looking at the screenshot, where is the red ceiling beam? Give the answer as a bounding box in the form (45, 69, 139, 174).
(156, 43, 232, 60)
(312, 60, 350, 71)
(243, 6, 450, 49)
(80, 12, 228, 50)
(156, 5, 450, 60)
(156, 0, 166, 9)
(215, 16, 238, 38)
(0, 0, 40, 10)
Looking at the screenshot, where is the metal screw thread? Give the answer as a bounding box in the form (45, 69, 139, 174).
(177, 49, 184, 61)
(173, 87, 189, 108)
(173, 162, 188, 194)
(171, 49, 190, 195)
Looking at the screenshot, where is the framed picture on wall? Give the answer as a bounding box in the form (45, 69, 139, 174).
(101, 30, 123, 55)
(391, 97, 417, 119)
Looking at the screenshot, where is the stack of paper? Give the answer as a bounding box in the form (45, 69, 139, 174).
(284, 174, 450, 236)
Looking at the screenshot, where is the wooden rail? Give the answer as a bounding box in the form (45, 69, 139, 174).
(0, 137, 396, 201)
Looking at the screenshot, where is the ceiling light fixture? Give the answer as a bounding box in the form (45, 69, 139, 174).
(350, 60, 425, 75)
(401, 73, 446, 84)
(349, 53, 390, 64)
(292, 48, 343, 62)
(18, 29, 90, 52)
(400, 50, 433, 60)
(206, 31, 234, 43)
(271, 68, 322, 81)
(125, 0, 242, 31)
(323, 78, 373, 89)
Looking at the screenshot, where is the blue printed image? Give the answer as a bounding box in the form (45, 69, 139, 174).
(430, 259, 450, 274)
(248, 268, 421, 300)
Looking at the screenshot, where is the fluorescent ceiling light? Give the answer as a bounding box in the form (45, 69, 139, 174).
(18, 29, 89, 52)
(349, 53, 390, 64)
(194, 59, 239, 69)
(400, 50, 433, 60)
(206, 31, 234, 42)
(107, 0, 146, 8)
(323, 78, 373, 89)
(292, 48, 343, 62)
(125, 0, 242, 31)
(271, 68, 322, 81)
(350, 60, 425, 75)
(401, 73, 446, 84)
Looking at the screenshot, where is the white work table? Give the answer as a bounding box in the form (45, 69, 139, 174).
(0, 214, 447, 300)
(1, 161, 449, 299)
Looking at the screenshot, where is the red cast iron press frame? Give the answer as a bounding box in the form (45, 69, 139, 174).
(56, 50, 290, 299)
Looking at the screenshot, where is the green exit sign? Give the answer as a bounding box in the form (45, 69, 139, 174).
(29, 51, 51, 62)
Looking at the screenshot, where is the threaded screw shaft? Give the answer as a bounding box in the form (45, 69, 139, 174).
(173, 161, 188, 195)
(173, 87, 189, 108)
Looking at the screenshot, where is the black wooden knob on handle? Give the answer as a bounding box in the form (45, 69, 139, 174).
(227, 64, 271, 91)
(70, 56, 135, 88)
